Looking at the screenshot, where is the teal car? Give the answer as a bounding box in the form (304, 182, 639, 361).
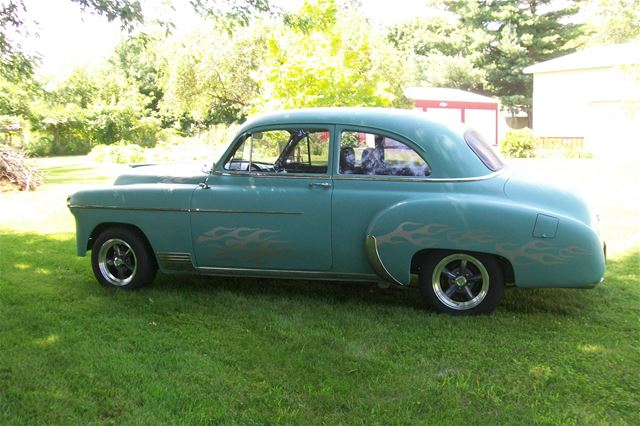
(68, 108, 606, 315)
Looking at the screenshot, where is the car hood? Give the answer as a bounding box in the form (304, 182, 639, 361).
(113, 163, 209, 186)
(503, 168, 595, 226)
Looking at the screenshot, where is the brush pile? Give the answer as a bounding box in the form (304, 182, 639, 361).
(0, 146, 43, 191)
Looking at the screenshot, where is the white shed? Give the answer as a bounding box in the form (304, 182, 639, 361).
(523, 43, 640, 157)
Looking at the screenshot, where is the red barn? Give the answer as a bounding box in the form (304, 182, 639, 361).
(405, 87, 500, 145)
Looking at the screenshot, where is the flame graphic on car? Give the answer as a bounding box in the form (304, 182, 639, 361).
(376, 222, 493, 247)
(197, 226, 290, 264)
(495, 241, 588, 266)
(376, 221, 588, 266)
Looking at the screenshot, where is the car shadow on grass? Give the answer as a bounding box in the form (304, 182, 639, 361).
(154, 272, 425, 310)
(2, 230, 636, 316)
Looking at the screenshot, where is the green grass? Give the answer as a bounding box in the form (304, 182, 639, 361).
(1, 156, 638, 424)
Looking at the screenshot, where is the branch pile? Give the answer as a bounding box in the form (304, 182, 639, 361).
(0, 146, 43, 191)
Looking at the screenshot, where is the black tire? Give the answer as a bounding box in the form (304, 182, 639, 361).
(91, 226, 157, 289)
(419, 251, 504, 315)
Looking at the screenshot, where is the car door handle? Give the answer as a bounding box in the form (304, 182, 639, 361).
(309, 182, 332, 189)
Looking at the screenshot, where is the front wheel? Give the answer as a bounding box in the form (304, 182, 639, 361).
(91, 227, 157, 289)
(419, 251, 504, 315)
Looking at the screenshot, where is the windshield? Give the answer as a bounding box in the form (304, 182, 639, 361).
(464, 129, 505, 172)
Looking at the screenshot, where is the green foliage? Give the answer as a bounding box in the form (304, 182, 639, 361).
(340, 131, 360, 148)
(26, 53, 167, 155)
(388, 16, 487, 92)
(254, 0, 412, 111)
(0, 76, 33, 116)
(500, 128, 538, 158)
(587, 0, 640, 44)
(88, 124, 235, 164)
(160, 25, 264, 126)
(161, 0, 412, 124)
(27, 100, 93, 156)
(88, 142, 146, 163)
(109, 35, 166, 114)
(0, 0, 145, 84)
(388, 16, 465, 57)
(190, 0, 272, 27)
(415, 53, 486, 91)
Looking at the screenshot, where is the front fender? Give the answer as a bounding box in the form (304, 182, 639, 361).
(68, 184, 197, 257)
(365, 196, 605, 288)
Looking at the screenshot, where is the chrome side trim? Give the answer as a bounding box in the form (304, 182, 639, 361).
(157, 252, 195, 272)
(192, 209, 303, 215)
(333, 169, 507, 183)
(365, 234, 404, 286)
(213, 171, 331, 180)
(68, 205, 301, 216)
(68, 205, 190, 213)
(195, 266, 377, 282)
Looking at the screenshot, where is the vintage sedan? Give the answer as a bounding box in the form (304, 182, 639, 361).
(68, 108, 606, 315)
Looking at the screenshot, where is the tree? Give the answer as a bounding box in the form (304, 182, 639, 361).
(444, 0, 586, 116)
(109, 35, 166, 115)
(388, 17, 487, 91)
(253, 0, 413, 111)
(587, 0, 640, 44)
(161, 0, 413, 125)
(0, 76, 32, 116)
(0, 0, 273, 83)
(1, 0, 145, 83)
(160, 23, 266, 127)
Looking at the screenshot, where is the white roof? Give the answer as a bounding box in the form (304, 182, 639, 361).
(523, 42, 640, 74)
(404, 87, 498, 104)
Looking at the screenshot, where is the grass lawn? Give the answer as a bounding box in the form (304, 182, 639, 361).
(1, 156, 638, 424)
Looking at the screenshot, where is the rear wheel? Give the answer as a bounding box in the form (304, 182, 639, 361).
(91, 227, 157, 289)
(419, 251, 504, 315)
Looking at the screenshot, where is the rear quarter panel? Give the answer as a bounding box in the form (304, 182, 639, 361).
(365, 181, 605, 288)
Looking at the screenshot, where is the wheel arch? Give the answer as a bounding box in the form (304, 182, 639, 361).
(88, 222, 155, 261)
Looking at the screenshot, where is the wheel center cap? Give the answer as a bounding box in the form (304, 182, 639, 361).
(455, 276, 467, 287)
(114, 258, 124, 267)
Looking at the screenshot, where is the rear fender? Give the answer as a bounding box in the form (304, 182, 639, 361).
(365, 196, 604, 287)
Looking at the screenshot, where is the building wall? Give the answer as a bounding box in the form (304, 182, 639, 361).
(532, 66, 640, 156)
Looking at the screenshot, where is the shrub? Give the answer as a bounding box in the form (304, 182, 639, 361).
(24, 134, 54, 157)
(131, 116, 162, 147)
(88, 142, 146, 164)
(88, 124, 237, 165)
(500, 128, 538, 158)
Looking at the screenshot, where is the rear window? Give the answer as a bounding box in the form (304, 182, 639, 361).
(464, 129, 505, 172)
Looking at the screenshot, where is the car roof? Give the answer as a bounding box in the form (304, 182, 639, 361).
(238, 107, 462, 139)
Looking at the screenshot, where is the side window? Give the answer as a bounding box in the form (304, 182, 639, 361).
(339, 131, 431, 177)
(224, 128, 330, 174)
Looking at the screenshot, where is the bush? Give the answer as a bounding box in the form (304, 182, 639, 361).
(24, 134, 54, 157)
(88, 142, 146, 164)
(131, 116, 162, 147)
(500, 128, 538, 158)
(88, 124, 238, 165)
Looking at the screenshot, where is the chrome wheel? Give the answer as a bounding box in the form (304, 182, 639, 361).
(97, 238, 138, 286)
(431, 253, 490, 311)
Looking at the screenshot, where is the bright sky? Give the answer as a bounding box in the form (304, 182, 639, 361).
(20, 0, 435, 79)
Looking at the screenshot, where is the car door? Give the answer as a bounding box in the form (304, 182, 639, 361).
(331, 126, 434, 275)
(190, 125, 334, 271)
